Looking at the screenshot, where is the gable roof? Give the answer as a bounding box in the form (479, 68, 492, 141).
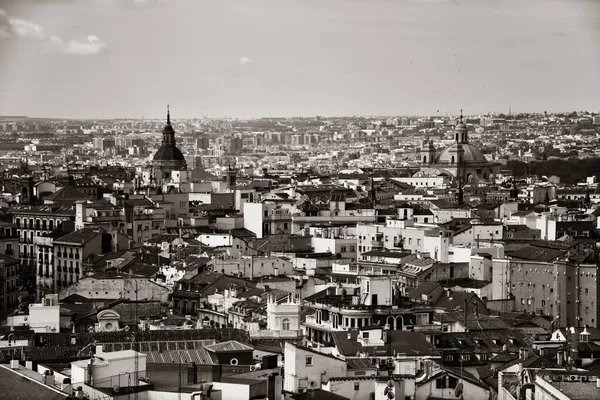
(44, 185, 88, 202)
(205, 340, 254, 353)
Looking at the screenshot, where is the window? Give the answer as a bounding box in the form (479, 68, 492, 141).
(363, 332, 370, 339)
(436, 376, 459, 389)
(282, 318, 290, 330)
(354, 382, 360, 391)
(415, 313, 430, 325)
(305, 356, 313, 366)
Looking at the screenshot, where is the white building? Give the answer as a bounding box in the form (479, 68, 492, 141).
(7, 294, 60, 333)
(71, 347, 147, 391)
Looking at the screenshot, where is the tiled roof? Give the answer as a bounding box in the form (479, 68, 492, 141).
(205, 340, 254, 353)
(145, 348, 216, 364)
(0, 365, 67, 400)
(437, 329, 532, 353)
(45, 185, 88, 202)
(53, 227, 102, 245)
(332, 330, 439, 357)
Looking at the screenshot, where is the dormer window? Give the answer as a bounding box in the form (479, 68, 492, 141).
(362, 332, 369, 339)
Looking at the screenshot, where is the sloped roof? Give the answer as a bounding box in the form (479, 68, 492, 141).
(145, 348, 216, 365)
(0, 365, 67, 400)
(205, 340, 254, 353)
(53, 227, 102, 245)
(44, 185, 88, 202)
(332, 330, 439, 357)
(291, 389, 349, 400)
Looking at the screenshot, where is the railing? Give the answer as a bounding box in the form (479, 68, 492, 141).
(248, 329, 303, 339)
(92, 215, 123, 222)
(133, 213, 163, 220)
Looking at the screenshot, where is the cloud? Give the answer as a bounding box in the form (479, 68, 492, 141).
(240, 56, 253, 65)
(64, 35, 107, 55)
(0, 8, 106, 56)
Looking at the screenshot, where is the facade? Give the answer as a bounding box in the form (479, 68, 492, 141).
(59, 275, 169, 303)
(52, 228, 104, 292)
(0, 255, 20, 320)
(243, 202, 292, 239)
(283, 342, 347, 394)
(11, 205, 74, 267)
(0, 220, 18, 257)
(493, 257, 600, 328)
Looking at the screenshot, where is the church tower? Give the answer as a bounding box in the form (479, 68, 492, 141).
(152, 105, 187, 182)
(421, 139, 436, 164)
(454, 110, 468, 144)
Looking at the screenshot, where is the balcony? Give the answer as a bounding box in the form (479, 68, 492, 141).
(133, 212, 163, 220)
(92, 214, 123, 222)
(304, 316, 345, 332)
(371, 240, 384, 248)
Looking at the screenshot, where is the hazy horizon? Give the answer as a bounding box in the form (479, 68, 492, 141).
(1, 0, 599, 120)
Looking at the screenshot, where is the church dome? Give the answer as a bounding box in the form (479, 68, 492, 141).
(455, 122, 468, 132)
(153, 144, 186, 161)
(152, 106, 186, 163)
(436, 143, 488, 164)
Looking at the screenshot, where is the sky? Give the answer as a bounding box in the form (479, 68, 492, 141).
(0, 0, 599, 119)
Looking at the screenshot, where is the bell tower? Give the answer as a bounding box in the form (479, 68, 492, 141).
(454, 110, 468, 144)
(421, 139, 436, 164)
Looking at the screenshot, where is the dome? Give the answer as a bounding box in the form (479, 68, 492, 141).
(455, 122, 468, 132)
(153, 144, 186, 161)
(436, 143, 488, 164)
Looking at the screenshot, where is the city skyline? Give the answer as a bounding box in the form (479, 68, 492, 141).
(1, 0, 599, 119)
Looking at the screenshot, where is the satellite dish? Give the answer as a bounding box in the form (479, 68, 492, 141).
(113, 385, 120, 393)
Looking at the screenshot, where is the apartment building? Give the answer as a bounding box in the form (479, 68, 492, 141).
(11, 204, 74, 266)
(53, 228, 105, 291)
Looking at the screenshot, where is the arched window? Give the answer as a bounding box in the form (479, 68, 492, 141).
(282, 318, 290, 330)
(423, 155, 427, 163)
(451, 156, 455, 164)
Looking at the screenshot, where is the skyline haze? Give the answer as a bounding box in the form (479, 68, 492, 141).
(1, 0, 599, 119)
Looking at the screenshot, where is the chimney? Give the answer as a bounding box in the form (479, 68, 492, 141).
(347, 332, 352, 340)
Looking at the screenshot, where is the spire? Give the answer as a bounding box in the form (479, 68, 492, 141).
(167, 104, 171, 125)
